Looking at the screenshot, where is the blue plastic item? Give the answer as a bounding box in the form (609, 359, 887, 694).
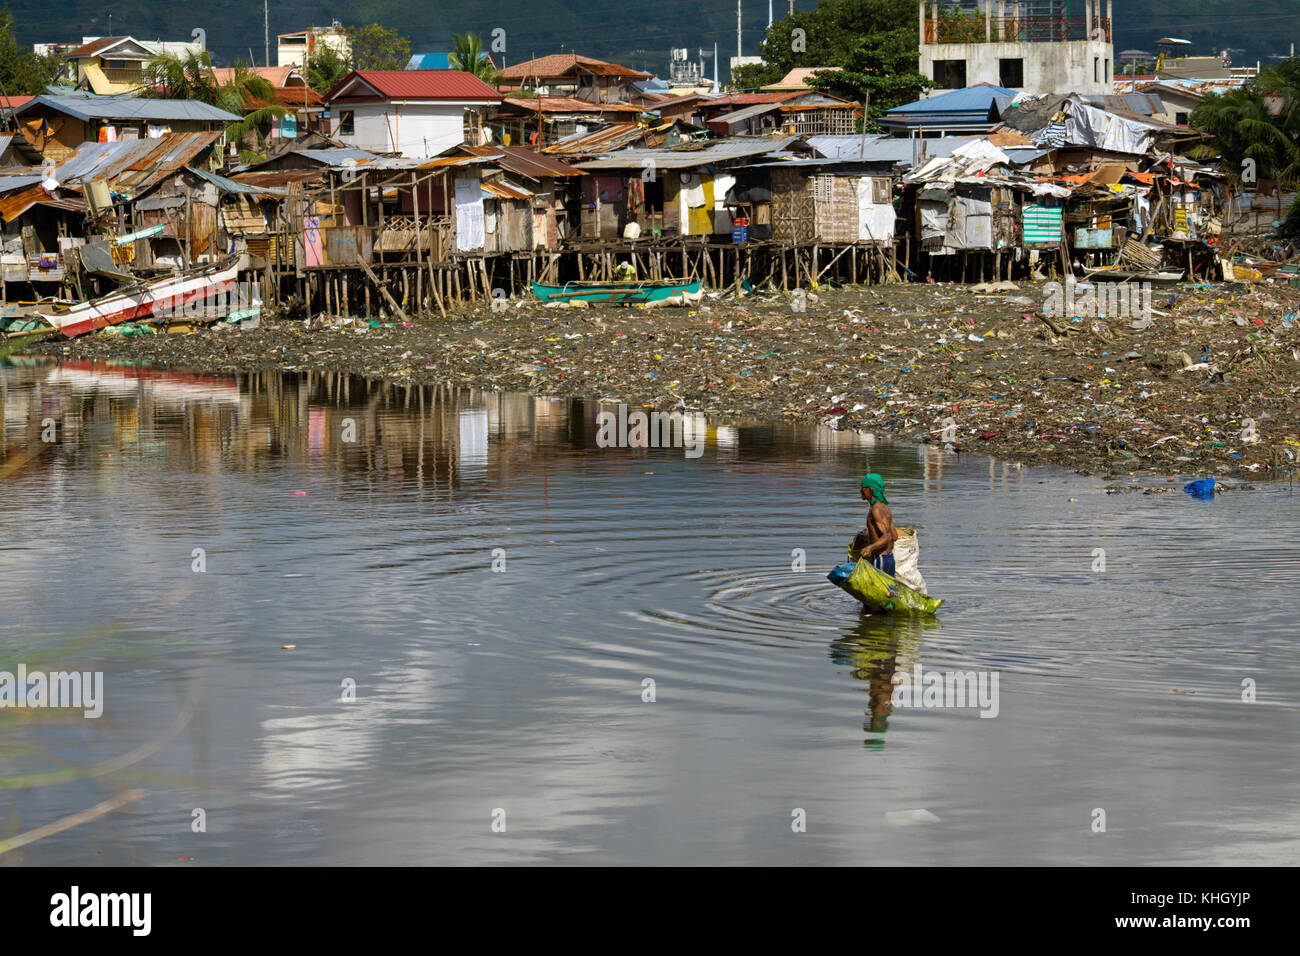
(827, 562, 855, 587)
(1184, 477, 1216, 498)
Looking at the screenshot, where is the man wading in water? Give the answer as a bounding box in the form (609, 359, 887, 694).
(849, 473, 899, 577)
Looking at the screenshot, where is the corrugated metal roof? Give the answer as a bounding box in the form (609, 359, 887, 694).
(459, 144, 583, 178)
(709, 102, 784, 125)
(888, 84, 1018, 116)
(185, 165, 286, 196)
(501, 96, 642, 114)
(575, 137, 798, 170)
(543, 123, 647, 155)
(0, 172, 45, 194)
(1081, 93, 1164, 115)
(52, 131, 223, 197)
(809, 134, 987, 164)
(481, 179, 533, 200)
(296, 148, 386, 167)
(227, 169, 326, 188)
(0, 184, 87, 221)
(13, 93, 241, 124)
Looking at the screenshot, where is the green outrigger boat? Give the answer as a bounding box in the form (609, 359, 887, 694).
(531, 278, 703, 305)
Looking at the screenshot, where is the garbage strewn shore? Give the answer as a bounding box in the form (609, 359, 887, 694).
(25, 280, 1300, 479)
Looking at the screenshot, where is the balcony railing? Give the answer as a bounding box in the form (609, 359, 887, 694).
(924, 15, 1111, 44)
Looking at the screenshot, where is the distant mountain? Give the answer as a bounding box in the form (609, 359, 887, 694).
(8, 0, 1297, 81)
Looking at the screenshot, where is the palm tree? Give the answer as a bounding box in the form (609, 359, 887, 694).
(216, 65, 291, 162)
(141, 52, 288, 163)
(142, 49, 219, 103)
(1189, 87, 1294, 186)
(449, 33, 500, 84)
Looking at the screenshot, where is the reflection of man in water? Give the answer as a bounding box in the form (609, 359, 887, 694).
(848, 473, 898, 577)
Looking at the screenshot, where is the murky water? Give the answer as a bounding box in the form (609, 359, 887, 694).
(2, 358, 1298, 865)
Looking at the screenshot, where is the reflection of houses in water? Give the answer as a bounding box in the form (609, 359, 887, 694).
(4, 363, 947, 491)
(808, 421, 879, 458)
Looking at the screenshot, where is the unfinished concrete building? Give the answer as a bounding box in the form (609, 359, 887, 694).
(919, 0, 1114, 96)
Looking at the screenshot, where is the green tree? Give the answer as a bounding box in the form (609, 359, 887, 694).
(344, 24, 411, 72)
(142, 49, 220, 103)
(449, 33, 500, 84)
(728, 61, 783, 91)
(1189, 86, 1294, 186)
(0, 7, 72, 95)
(806, 27, 931, 126)
(754, 0, 916, 79)
(305, 43, 353, 95)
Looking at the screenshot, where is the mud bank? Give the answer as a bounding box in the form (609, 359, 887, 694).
(24, 279, 1300, 479)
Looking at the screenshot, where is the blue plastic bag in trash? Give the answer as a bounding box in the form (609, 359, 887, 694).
(827, 562, 855, 587)
(1184, 477, 1216, 498)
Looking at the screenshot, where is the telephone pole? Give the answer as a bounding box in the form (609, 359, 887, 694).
(264, 0, 270, 67)
(737, 1, 742, 58)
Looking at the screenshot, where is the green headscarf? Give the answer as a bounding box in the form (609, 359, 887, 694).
(860, 473, 888, 504)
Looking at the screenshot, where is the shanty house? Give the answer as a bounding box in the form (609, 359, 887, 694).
(492, 96, 644, 147)
(706, 91, 858, 138)
(498, 54, 651, 105)
(762, 160, 897, 244)
(324, 71, 503, 158)
(0, 181, 87, 297)
(572, 138, 809, 238)
(456, 145, 585, 248)
(10, 93, 240, 163)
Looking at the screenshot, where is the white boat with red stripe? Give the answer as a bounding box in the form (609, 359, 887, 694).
(39, 261, 241, 338)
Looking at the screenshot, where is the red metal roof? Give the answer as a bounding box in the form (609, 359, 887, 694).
(327, 70, 502, 103)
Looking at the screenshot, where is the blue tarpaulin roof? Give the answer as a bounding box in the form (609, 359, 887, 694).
(406, 53, 452, 70)
(887, 84, 1019, 115)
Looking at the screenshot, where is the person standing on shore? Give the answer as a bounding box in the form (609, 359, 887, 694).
(849, 474, 899, 576)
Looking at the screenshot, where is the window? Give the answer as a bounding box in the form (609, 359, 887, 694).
(1105, 59, 1110, 83)
(1094, 57, 1099, 83)
(932, 59, 966, 89)
(1175, 111, 1189, 125)
(109, 60, 127, 70)
(337, 110, 355, 136)
(999, 58, 1024, 88)
(872, 177, 890, 204)
(813, 175, 834, 203)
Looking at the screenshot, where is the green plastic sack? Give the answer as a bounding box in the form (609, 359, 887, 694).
(841, 558, 942, 616)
